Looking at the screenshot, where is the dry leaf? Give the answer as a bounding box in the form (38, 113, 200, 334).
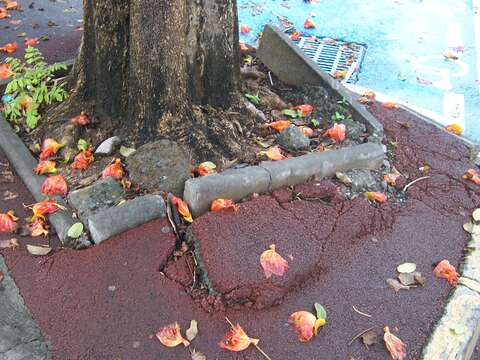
(156, 322, 190, 347)
(186, 320, 198, 341)
(190, 349, 207, 360)
(361, 330, 378, 349)
(0, 238, 19, 249)
(0, 271, 4, 283)
(2, 190, 18, 200)
(386, 278, 410, 293)
(26, 244, 52, 256)
(384, 326, 407, 360)
(260, 244, 289, 278)
(25, 219, 49, 237)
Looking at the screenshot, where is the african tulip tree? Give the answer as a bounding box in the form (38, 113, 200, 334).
(60, 0, 242, 160)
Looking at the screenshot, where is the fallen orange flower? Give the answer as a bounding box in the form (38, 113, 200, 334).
(260, 244, 288, 278)
(239, 41, 249, 52)
(24, 38, 39, 46)
(357, 90, 376, 104)
(192, 161, 217, 176)
(384, 173, 401, 186)
(382, 102, 400, 109)
(71, 149, 94, 170)
(0, 7, 10, 18)
(26, 219, 49, 237)
(294, 104, 314, 117)
(170, 195, 193, 223)
(304, 19, 315, 29)
(384, 326, 407, 360)
(219, 323, 259, 352)
(446, 123, 463, 135)
(156, 322, 190, 347)
(211, 198, 239, 212)
(71, 111, 90, 126)
(291, 32, 301, 41)
(289, 311, 325, 342)
(0, 42, 17, 53)
(39, 138, 63, 160)
(365, 191, 387, 203)
(324, 123, 346, 142)
(0, 63, 13, 80)
(300, 126, 314, 137)
(102, 158, 124, 179)
(259, 146, 287, 161)
(265, 120, 291, 133)
(0, 210, 18, 233)
(240, 24, 250, 33)
(41, 174, 68, 196)
(463, 169, 480, 185)
(5, 1, 17, 10)
(334, 70, 348, 79)
(433, 259, 459, 287)
(30, 199, 65, 221)
(33, 160, 57, 175)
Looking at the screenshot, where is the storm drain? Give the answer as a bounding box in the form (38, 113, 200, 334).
(288, 33, 366, 84)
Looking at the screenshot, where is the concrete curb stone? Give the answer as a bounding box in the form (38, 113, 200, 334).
(184, 142, 384, 217)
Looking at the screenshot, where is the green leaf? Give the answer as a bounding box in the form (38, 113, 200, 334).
(119, 146, 136, 157)
(311, 119, 320, 127)
(282, 109, 300, 118)
(314, 303, 327, 320)
(245, 93, 261, 106)
(67, 222, 84, 239)
(77, 138, 88, 151)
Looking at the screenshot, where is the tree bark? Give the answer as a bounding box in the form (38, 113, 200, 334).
(70, 0, 240, 150)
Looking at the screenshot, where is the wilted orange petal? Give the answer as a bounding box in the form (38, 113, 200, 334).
(365, 191, 387, 203)
(102, 159, 124, 180)
(384, 326, 407, 360)
(0, 42, 17, 53)
(0, 7, 10, 19)
(291, 32, 301, 41)
(260, 244, 289, 278)
(0, 63, 13, 80)
(33, 160, 57, 175)
(39, 139, 63, 160)
(211, 199, 240, 212)
(239, 41, 249, 52)
(446, 123, 463, 135)
(324, 123, 346, 142)
(193, 161, 217, 176)
(463, 169, 480, 185)
(156, 322, 190, 348)
(0, 211, 18, 233)
(266, 120, 291, 133)
(300, 126, 314, 137)
(294, 104, 314, 117)
(259, 146, 287, 161)
(5, 1, 17, 10)
(41, 174, 68, 196)
(240, 24, 250, 33)
(24, 38, 39, 46)
(71, 149, 94, 170)
(304, 19, 315, 29)
(30, 199, 65, 221)
(382, 102, 400, 109)
(219, 324, 259, 352)
(433, 259, 459, 287)
(384, 173, 400, 186)
(358, 90, 376, 104)
(26, 219, 49, 237)
(171, 195, 193, 223)
(288, 311, 318, 342)
(71, 111, 90, 126)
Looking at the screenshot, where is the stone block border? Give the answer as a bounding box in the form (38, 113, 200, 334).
(184, 142, 385, 217)
(257, 25, 384, 138)
(421, 209, 480, 360)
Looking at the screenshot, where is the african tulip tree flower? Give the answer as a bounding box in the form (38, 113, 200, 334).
(260, 244, 288, 278)
(383, 326, 407, 360)
(0, 211, 18, 232)
(156, 322, 190, 347)
(288, 311, 325, 342)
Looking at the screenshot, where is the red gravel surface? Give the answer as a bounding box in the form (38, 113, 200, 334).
(0, 104, 479, 360)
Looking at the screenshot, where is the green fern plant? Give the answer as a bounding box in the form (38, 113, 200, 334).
(2, 47, 68, 129)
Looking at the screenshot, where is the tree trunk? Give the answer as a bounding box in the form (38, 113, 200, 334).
(70, 0, 241, 157)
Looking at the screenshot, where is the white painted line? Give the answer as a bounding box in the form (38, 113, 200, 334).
(473, 0, 480, 92)
(446, 22, 463, 49)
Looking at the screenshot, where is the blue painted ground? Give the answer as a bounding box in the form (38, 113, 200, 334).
(238, 0, 480, 143)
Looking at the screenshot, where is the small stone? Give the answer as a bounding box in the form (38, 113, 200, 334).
(336, 172, 352, 186)
(126, 140, 190, 196)
(473, 209, 480, 223)
(132, 341, 141, 349)
(344, 169, 377, 192)
(470, 146, 480, 166)
(161, 226, 170, 234)
(414, 272, 425, 286)
(398, 272, 416, 286)
(95, 136, 121, 156)
(343, 118, 366, 140)
(108, 285, 116, 292)
(276, 125, 310, 151)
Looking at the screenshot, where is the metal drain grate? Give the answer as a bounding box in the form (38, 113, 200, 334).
(289, 34, 366, 84)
